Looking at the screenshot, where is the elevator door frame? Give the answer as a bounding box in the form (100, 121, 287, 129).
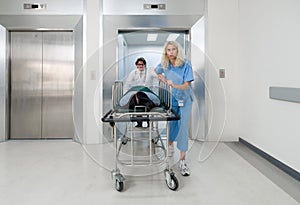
(101, 15, 206, 142)
(8, 30, 75, 140)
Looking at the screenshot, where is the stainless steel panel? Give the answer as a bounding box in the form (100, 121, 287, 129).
(190, 17, 206, 140)
(0, 25, 6, 141)
(0, 15, 82, 30)
(270, 87, 300, 103)
(10, 32, 43, 139)
(74, 18, 84, 142)
(42, 32, 74, 139)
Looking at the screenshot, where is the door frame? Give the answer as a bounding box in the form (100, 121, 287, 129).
(8, 30, 75, 140)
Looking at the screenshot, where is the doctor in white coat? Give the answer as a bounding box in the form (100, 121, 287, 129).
(124, 57, 157, 92)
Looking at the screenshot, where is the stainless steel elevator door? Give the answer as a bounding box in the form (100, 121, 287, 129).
(10, 32, 43, 139)
(10, 31, 74, 139)
(42, 32, 74, 139)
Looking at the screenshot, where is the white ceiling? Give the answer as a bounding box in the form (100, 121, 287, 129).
(120, 31, 187, 46)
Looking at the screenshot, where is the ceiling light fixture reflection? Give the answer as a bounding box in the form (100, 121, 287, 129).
(147, 33, 158, 41)
(167, 34, 180, 41)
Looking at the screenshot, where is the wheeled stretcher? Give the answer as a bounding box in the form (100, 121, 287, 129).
(101, 81, 180, 191)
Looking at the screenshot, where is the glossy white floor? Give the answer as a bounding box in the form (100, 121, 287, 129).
(0, 140, 299, 205)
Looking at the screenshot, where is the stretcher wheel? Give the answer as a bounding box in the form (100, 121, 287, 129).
(165, 174, 179, 191)
(115, 180, 124, 192)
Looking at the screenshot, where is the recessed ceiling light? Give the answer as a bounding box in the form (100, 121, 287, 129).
(147, 33, 158, 41)
(167, 34, 180, 41)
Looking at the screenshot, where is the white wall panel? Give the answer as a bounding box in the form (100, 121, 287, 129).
(206, 0, 240, 141)
(239, 0, 300, 172)
(0, 0, 83, 15)
(83, 0, 101, 144)
(103, 0, 205, 15)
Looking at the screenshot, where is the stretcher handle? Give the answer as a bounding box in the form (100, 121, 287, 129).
(101, 109, 114, 122)
(101, 108, 180, 123)
(170, 108, 181, 121)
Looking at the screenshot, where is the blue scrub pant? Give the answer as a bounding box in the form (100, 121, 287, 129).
(169, 97, 192, 152)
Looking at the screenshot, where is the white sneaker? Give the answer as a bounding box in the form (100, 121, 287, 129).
(179, 160, 191, 176)
(168, 144, 174, 157)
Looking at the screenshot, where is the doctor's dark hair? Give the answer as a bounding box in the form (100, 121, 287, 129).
(135, 57, 147, 66)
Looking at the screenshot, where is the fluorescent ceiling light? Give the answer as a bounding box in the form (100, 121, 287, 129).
(147, 33, 158, 41)
(167, 34, 180, 41)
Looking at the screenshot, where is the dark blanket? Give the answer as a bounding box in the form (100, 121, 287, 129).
(116, 86, 164, 112)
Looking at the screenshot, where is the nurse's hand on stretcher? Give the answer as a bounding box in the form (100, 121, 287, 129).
(157, 74, 167, 83)
(167, 80, 174, 87)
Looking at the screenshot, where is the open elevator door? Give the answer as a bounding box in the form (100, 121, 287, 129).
(116, 29, 205, 141)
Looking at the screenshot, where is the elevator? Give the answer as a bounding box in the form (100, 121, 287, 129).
(9, 31, 74, 139)
(101, 14, 206, 142)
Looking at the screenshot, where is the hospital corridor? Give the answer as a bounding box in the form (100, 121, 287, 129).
(0, 140, 299, 204)
(0, 0, 299, 204)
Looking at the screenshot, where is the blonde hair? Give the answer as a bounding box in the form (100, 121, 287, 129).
(161, 41, 185, 69)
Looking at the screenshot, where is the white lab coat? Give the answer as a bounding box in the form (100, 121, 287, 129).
(123, 68, 157, 92)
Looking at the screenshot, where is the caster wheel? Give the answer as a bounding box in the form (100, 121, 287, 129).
(166, 173, 179, 191)
(115, 180, 124, 192)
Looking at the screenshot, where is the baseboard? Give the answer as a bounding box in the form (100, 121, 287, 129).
(239, 138, 300, 182)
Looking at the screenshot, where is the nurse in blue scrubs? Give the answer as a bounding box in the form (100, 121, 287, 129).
(156, 41, 194, 176)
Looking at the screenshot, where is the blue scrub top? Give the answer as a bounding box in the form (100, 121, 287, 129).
(156, 60, 194, 106)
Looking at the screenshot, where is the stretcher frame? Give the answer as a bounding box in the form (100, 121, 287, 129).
(101, 81, 180, 191)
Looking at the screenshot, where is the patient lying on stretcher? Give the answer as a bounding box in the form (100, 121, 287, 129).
(116, 86, 163, 127)
(118, 86, 161, 111)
